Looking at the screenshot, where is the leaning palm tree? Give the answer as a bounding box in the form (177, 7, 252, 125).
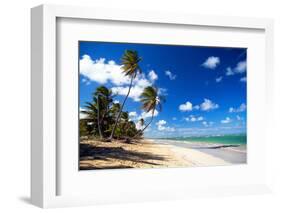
(109, 50, 142, 140)
(134, 86, 165, 138)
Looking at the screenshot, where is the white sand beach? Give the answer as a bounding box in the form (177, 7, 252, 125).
(80, 138, 244, 170)
(151, 139, 247, 164)
(168, 145, 231, 167)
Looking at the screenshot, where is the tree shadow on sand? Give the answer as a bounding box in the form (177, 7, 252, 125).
(80, 143, 166, 170)
(80, 164, 134, 170)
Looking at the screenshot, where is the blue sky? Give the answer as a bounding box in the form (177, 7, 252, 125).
(79, 41, 247, 138)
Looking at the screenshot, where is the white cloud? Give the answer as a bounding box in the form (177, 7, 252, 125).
(172, 117, 177, 121)
(157, 126, 166, 131)
(80, 54, 158, 102)
(229, 103, 246, 113)
(138, 110, 159, 120)
(130, 110, 159, 128)
(80, 107, 87, 119)
(190, 117, 196, 122)
(179, 99, 218, 112)
(202, 121, 214, 127)
(165, 70, 177, 80)
(229, 107, 234, 113)
(240, 77, 247, 82)
(111, 74, 152, 101)
(148, 70, 158, 82)
(202, 56, 220, 69)
(158, 88, 168, 96)
(82, 78, 91, 85)
(215, 76, 223, 83)
(80, 55, 130, 85)
(225, 61, 247, 76)
(156, 120, 166, 126)
(226, 67, 234, 76)
(200, 99, 219, 111)
(221, 117, 232, 124)
(112, 85, 142, 102)
(235, 61, 247, 73)
(179, 101, 193, 112)
(113, 100, 120, 104)
(135, 120, 144, 130)
(156, 120, 175, 132)
(185, 115, 204, 122)
(197, 116, 204, 121)
(193, 105, 200, 110)
(129, 111, 137, 118)
(164, 127, 175, 132)
(236, 115, 243, 121)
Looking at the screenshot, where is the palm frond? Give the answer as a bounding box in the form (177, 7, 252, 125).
(139, 86, 165, 113)
(121, 50, 142, 77)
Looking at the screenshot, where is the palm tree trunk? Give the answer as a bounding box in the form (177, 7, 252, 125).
(109, 75, 134, 140)
(133, 109, 155, 139)
(96, 96, 103, 140)
(100, 105, 108, 124)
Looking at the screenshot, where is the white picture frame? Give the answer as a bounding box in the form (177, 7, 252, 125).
(31, 4, 274, 208)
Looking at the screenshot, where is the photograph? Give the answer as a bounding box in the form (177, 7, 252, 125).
(79, 41, 247, 170)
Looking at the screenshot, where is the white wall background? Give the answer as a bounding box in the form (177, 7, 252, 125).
(0, 0, 280, 212)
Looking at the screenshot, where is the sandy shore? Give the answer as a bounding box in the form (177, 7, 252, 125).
(155, 139, 247, 164)
(80, 139, 230, 170)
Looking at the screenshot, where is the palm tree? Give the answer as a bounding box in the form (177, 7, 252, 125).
(94, 86, 114, 139)
(109, 50, 142, 140)
(110, 102, 121, 123)
(83, 102, 98, 136)
(95, 95, 103, 139)
(133, 118, 145, 138)
(82, 86, 114, 139)
(134, 86, 165, 138)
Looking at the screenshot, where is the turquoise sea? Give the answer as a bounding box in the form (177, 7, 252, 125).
(158, 134, 247, 145)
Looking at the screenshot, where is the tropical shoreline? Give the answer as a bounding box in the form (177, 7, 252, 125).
(79, 45, 247, 170)
(150, 139, 247, 164)
(79, 138, 246, 170)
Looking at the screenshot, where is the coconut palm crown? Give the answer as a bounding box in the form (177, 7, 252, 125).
(134, 86, 165, 138)
(109, 50, 142, 140)
(121, 50, 142, 77)
(140, 86, 163, 113)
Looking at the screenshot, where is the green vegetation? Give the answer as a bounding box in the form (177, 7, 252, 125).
(80, 50, 164, 142)
(80, 85, 139, 140)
